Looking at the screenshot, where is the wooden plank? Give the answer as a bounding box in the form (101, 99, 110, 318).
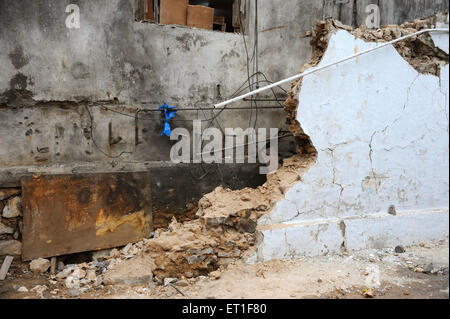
(0, 256, 14, 280)
(214, 16, 225, 24)
(21, 172, 152, 261)
(214, 16, 227, 32)
(232, 0, 241, 28)
(146, 0, 154, 20)
(50, 257, 57, 275)
(187, 5, 214, 30)
(160, 0, 189, 26)
(154, 0, 160, 23)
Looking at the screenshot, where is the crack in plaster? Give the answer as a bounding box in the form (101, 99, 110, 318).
(327, 147, 345, 196)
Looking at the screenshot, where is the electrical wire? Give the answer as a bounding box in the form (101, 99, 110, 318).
(84, 104, 133, 158)
(238, 0, 257, 128)
(85, 1, 290, 160)
(215, 27, 450, 108)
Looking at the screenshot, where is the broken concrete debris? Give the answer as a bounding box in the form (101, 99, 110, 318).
(423, 263, 434, 274)
(3, 239, 448, 298)
(92, 248, 113, 261)
(362, 288, 376, 298)
(67, 288, 80, 297)
(17, 286, 28, 293)
(209, 270, 221, 280)
(348, 14, 449, 76)
(395, 246, 406, 254)
(58, 263, 100, 290)
(29, 257, 51, 274)
(30, 285, 47, 298)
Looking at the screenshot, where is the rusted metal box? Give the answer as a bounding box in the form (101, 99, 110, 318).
(21, 172, 152, 261)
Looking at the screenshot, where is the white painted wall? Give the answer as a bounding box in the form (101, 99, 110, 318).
(253, 30, 449, 262)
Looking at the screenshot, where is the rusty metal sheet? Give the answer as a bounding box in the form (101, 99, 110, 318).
(21, 172, 152, 261)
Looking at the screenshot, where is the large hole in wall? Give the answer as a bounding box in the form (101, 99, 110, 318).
(151, 129, 299, 229)
(135, 0, 245, 33)
(149, 163, 269, 229)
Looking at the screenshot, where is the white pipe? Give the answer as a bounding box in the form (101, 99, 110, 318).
(214, 28, 449, 109)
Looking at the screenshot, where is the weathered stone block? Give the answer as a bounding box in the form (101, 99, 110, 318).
(0, 189, 20, 201)
(0, 222, 14, 235)
(0, 240, 22, 256)
(2, 196, 22, 218)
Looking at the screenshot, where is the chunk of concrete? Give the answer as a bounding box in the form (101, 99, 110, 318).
(56, 267, 73, 280)
(65, 275, 80, 289)
(86, 269, 97, 282)
(102, 256, 155, 286)
(104, 273, 153, 286)
(67, 288, 80, 297)
(91, 248, 112, 261)
(71, 268, 86, 279)
(18, 286, 28, 292)
(30, 257, 51, 274)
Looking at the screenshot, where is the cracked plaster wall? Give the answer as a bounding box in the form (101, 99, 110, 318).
(0, 0, 448, 186)
(255, 29, 449, 261)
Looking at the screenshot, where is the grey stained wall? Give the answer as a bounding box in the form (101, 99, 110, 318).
(0, 0, 448, 188)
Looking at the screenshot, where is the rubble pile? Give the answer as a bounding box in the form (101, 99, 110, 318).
(349, 14, 449, 76)
(114, 15, 449, 283)
(38, 152, 315, 290)
(100, 153, 316, 282)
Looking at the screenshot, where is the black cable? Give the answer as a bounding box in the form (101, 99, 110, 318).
(84, 104, 133, 159)
(238, 0, 256, 128)
(85, 102, 294, 162)
(83, 2, 288, 160)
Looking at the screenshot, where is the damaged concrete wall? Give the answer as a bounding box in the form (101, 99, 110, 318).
(2, 0, 448, 103)
(1, 0, 448, 184)
(0, 0, 246, 104)
(0, 0, 292, 189)
(254, 27, 449, 261)
(249, 0, 449, 84)
(0, 1, 448, 258)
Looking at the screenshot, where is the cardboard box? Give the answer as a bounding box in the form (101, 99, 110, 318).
(160, 0, 189, 26)
(187, 5, 214, 30)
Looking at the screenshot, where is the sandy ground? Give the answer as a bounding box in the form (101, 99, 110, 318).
(113, 238, 449, 299)
(1, 238, 448, 299)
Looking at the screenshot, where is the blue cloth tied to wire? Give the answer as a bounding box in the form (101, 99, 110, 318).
(158, 102, 177, 137)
